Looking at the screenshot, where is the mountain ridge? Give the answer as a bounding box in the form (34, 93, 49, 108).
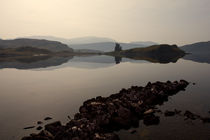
(0, 38, 73, 52)
(24, 36, 158, 52)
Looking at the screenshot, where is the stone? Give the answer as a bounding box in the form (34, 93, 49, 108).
(37, 121, 43, 125)
(44, 117, 52, 121)
(164, 110, 175, 117)
(202, 117, 210, 123)
(37, 126, 43, 130)
(39, 130, 54, 139)
(129, 129, 137, 134)
(45, 121, 62, 135)
(184, 110, 199, 120)
(23, 126, 35, 130)
(143, 115, 160, 126)
(144, 109, 154, 115)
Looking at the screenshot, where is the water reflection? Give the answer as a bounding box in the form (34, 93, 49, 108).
(0, 56, 72, 69)
(183, 53, 210, 64)
(0, 54, 186, 70)
(0, 59, 210, 140)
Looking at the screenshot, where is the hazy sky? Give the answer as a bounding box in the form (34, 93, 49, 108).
(0, 0, 210, 45)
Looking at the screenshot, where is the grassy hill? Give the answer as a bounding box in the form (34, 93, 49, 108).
(0, 46, 51, 57)
(0, 38, 73, 52)
(0, 46, 76, 59)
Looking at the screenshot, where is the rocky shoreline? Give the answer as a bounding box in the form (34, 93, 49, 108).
(22, 80, 189, 140)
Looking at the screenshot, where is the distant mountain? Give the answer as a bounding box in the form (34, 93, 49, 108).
(26, 36, 72, 45)
(69, 42, 115, 52)
(27, 36, 115, 45)
(181, 41, 210, 53)
(107, 44, 185, 63)
(181, 41, 210, 64)
(68, 36, 115, 44)
(0, 38, 73, 52)
(130, 41, 157, 46)
(69, 42, 156, 52)
(73, 49, 103, 53)
(26, 36, 158, 52)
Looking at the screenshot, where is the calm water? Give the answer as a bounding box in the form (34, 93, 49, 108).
(0, 55, 210, 140)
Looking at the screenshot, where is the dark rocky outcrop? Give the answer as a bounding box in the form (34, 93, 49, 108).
(22, 80, 189, 140)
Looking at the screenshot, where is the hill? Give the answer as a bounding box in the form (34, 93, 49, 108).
(181, 41, 210, 53)
(107, 44, 185, 63)
(27, 36, 115, 45)
(130, 41, 157, 46)
(0, 38, 73, 52)
(0, 46, 52, 57)
(181, 41, 210, 64)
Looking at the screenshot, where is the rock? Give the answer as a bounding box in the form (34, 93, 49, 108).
(44, 117, 52, 121)
(93, 133, 120, 140)
(144, 109, 154, 115)
(23, 126, 35, 130)
(94, 133, 103, 139)
(72, 137, 80, 140)
(37, 121, 43, 125)
(45, 121, 62, 135)
(72, 126, 77, 131)
(67, 115, 72, 120)
(201, 117, 210, 123)
(184, 110, 200, 120)
(129, 129, 137, 134)
(155, 109, 162, 113)
(37, 126, 43, 130)
(143, 115, 160, 126)
(39, 130, 54, 139)
(22, 135, 50, 140)
(117, 106, 131, 119)
(21, 136, 35, 140)
(174, 109, 182, 114)
(164, 110, 175, 117)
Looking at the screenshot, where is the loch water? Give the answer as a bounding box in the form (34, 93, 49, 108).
(0, 55, 210, 140)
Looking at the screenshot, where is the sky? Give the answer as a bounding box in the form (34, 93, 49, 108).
(0, 0, 210, 45)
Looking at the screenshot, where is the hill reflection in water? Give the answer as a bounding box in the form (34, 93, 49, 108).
(0, 54, 186, 70)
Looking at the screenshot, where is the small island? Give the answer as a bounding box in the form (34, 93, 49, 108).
(106, 43, 186, 63)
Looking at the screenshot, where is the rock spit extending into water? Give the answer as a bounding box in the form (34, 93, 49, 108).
(22, 80, 189, 140)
